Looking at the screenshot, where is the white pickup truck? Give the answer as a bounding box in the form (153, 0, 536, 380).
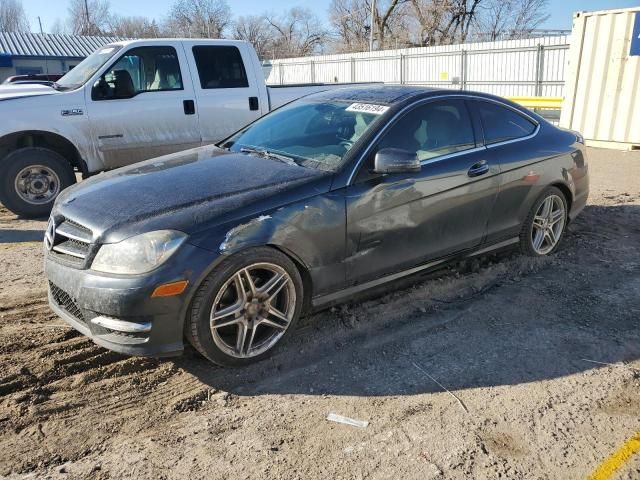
(0, 39, 362, 218)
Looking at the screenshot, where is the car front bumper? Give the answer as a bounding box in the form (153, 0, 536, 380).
(44, 243, 219, 357)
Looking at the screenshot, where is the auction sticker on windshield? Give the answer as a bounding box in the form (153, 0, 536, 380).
(346, 103, 390, 115)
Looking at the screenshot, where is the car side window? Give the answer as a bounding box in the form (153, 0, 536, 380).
(92, 46, 183, 100)
(476, 101, 537, 144)
(354, 99, 476, 183)
(192, 46, 249, 89)
(377, 99, 476, 162)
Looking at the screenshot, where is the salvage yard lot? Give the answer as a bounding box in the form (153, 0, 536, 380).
(0, 147, 638, 479)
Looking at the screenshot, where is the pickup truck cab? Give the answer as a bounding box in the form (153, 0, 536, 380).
(0, 39, 356, 218)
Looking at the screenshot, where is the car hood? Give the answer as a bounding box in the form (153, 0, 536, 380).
(0, 83, 58, 101)
(54, 145, 332, 243)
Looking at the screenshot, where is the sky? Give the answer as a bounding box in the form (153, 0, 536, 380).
(20, 0, 640, 34)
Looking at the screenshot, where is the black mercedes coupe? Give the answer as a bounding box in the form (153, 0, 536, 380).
(44, 86, 589, 366)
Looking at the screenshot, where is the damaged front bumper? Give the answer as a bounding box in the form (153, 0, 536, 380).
(44, 243, 219, 357)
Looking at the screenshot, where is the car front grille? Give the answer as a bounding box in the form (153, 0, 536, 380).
(49, 281, 85, 324)
(46, 216, 94, 268)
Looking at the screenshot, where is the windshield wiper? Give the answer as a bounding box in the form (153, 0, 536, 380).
(240, 147, 299, 167)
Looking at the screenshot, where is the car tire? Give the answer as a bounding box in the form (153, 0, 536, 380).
(186, 247, 304, 367)
(520, 186, 568, 257)
(0, 147, 76, 218)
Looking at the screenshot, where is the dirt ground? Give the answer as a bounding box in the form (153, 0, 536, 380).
(0, 147, 638, 480)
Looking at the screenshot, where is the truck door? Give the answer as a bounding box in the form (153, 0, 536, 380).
(182, 41, 265, 144)
(86, 42, 201, 169)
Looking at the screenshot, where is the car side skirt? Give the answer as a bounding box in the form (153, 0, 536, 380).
(311, 237, 519, 309)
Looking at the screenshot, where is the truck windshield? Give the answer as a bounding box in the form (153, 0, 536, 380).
(56, 45, 122, 90)
(221, 100, 385, 170)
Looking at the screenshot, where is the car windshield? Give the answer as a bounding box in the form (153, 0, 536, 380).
(56, 45, 122, 90)
(221, 100, 385, 170)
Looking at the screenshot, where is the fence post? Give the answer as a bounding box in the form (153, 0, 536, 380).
(310, 60, 315, 83)
(535, 44, 545, 96)
(279, 63, 283, 85)
(460, 49, 467, 90)
(351, 57, 355, 83)
(399, 54, 404, 84)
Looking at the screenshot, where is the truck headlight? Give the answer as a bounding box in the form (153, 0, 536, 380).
(92, 230, 186, 274)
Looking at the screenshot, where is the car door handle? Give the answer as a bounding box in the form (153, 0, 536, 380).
(183, 99, 195, 115)
(468, 160, 489, 177)
(249, 96, 259, 111)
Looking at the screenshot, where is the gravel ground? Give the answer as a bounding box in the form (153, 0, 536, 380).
(0, 147, 638, 480)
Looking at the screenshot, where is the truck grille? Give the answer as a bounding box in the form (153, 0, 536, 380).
(49, 281, 85, 324)
(45, 216, 93, 268)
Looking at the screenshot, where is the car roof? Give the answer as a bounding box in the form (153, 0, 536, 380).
(307, 84, 520, 108)
(309, 85, 437, 105)
(306, 84, 545, 124)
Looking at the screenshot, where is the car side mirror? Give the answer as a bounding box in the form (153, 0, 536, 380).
(373, 148, 421, 174)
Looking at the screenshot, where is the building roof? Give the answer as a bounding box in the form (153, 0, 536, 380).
(0, 32, 125, 59)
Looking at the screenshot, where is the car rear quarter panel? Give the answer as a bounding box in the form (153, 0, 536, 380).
(484, 125, 589, 244)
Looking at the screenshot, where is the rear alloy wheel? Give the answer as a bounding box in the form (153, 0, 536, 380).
(187, 248, 303, 366)
(520, 187, 568, 256)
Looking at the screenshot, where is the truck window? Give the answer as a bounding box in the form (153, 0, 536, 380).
(92, 46, 183, 100)
(192, 46, 249, 89)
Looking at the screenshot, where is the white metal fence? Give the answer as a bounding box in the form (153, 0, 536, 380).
(263, 36, 570, 98)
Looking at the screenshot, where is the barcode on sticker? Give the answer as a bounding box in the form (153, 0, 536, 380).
(346, 103, 390, 115)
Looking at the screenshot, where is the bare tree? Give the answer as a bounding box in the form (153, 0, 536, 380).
(67, 0, 111, 35)
(0, 0, 30, 32)
(436, 0, 482, 43)
(164, 0, 230, 38)
(109, 15, 161, 38)
(474, 0, 511, 40)
(372, 0, 407, 49)
(328, 0, 371, 53)
(509, 0, 549, 38)
(265, 7, 327, 58)
(328, 0, 410, 52)
(474, 0, 549, 40)
(233, 15, 273, 59)
(410, 0, 452, 46)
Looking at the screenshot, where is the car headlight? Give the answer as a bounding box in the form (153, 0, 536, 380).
(92, 230, 187, 274)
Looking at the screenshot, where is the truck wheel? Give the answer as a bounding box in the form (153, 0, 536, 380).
(0, 147, 76, 218)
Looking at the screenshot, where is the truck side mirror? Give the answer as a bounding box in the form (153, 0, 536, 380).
(91, 78, 108, 101)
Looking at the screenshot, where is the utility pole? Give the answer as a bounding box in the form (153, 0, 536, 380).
(369, 0, 376, 52)
(84, 0, 90, 35)
(38, 17, 50, 75)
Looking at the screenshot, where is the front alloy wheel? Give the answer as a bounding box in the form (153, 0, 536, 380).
(210, 263, 296, 358)
(187, 247, 303, 366)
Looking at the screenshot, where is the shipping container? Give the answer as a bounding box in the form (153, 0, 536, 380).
(560, 7, 640, 150)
